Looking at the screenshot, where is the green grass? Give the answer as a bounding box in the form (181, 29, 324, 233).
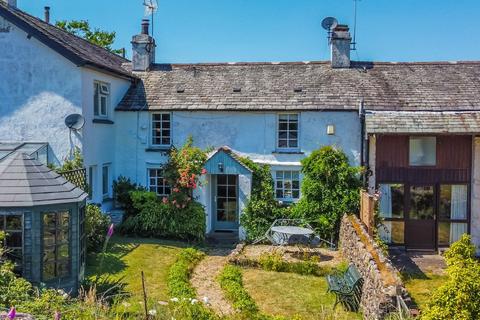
(242, 268, 362, 320)
(86, 236, 187, 307)
(402, 272, 448, 310)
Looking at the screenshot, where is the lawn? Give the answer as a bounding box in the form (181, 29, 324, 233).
(242, 268, 362, 320)
(402, 272, 448, 310)
(86, 236, 187, 307)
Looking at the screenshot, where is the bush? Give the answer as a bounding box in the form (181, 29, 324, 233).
(291, 146, 361, 240)
(258, 252, 330, 276)
(218, 265, 259, 315)
(119, 190, 206, 241)
(85, 204, 110, 252)
(239, 157, 290, 241)
(167, 248, 205, 299)
(421, 234, 480, 320)
(112, 176, 144, 218)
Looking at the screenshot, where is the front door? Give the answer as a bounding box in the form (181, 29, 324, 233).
(405, 185, 436, 250)
(213, 174, 238, 230)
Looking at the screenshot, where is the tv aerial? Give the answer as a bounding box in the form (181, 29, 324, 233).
(321, 17, 338, 44)
(64, 114, 85, 131)
(143, 0, 158, 37)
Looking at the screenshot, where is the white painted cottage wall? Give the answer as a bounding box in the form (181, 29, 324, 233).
(0, 16, 82, 164)
(81, 69, 131, 206)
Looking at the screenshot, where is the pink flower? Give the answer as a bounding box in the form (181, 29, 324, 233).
(173, 188, 180, 193)
(54, 311, 61, 320)
(107, 224, 114, 238)
(7, 307, 16, 319)
(201, 168, 207, 175)
(176, 204, 181, 208)
(162, 197, 168, 204)
(172, 200, 177, 204)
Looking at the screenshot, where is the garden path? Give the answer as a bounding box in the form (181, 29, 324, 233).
(191, 247, 235, 316)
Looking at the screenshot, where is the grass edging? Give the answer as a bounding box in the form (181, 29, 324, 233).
(167, 247, 205, 299)
(218, 265, 259, 315)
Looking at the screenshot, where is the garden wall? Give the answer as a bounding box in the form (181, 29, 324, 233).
(339, 214, 407, 320)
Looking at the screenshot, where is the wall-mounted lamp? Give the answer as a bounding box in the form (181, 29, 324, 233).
(327, 125, 335, 135)
(218, 162, 224, 173)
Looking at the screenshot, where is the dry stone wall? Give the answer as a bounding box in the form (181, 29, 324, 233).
(339, 214, 408, 320)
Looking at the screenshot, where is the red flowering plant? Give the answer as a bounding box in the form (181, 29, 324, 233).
(163, 137, 208, 209)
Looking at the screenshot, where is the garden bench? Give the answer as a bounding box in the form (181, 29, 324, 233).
(326, 264, 363, 312)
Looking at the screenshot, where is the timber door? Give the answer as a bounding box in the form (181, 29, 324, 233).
(405, 185, 436, 250)
(213, 174, 238, 230)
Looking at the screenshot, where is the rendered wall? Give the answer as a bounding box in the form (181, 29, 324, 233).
(0, 16, 82, 165)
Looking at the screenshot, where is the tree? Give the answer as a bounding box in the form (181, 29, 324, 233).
(56, 20, 123, 55)
(291, 146, 361, 240)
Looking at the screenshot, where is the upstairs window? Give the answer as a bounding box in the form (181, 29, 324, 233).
(278, 114, 299, 149)
(94, 81, 110, 118)
(275, 170, 300, 201)
(152, 113, 171, 146)
(409, 136, 436, 166)
(148, 169, 171, 196)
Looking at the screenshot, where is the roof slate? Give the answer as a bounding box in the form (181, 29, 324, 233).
(0, 153, 87, 207)
(117, 61, 480, 112)
(0, 3, 134, 79)
(365, 111, 480, 134)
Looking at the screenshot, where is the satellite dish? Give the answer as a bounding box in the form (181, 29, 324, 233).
(321, 17, 338, 31)
(65, 114, 85, 131)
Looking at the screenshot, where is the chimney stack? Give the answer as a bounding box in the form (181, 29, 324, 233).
(2, 0, 17, 8)
(44, 6, 50, 24)
(330, 24, 351, 68)
(131, 19, 156, 71)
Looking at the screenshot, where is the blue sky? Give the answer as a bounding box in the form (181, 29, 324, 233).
(20, 0, 480, 63)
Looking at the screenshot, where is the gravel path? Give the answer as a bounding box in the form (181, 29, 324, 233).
(191, 248, 235, 316)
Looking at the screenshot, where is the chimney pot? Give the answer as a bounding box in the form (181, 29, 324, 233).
(44, 6, 50, 24)
(330, 24, 351, 68)
(141, 19, 150, 35)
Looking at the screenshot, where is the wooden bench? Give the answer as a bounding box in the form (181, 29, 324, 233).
(327, 264, 363, 311)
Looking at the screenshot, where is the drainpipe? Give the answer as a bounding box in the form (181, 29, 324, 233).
(358, 99, 367, 187)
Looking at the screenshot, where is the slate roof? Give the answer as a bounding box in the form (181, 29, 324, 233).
(117, 61, 480, 112)
(0, 153, 87, 207)
(365, 111, 480, 134)
(0, 2, 133, 79)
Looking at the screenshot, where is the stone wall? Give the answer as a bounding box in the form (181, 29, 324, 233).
(339, 214, 407, 320)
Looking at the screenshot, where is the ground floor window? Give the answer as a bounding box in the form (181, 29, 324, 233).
(378, 183, 469, 248)
(42, 211, 70, 281)
(148, 169, 171, 196)
(275, 171, 300, 201)
(102, 164, 110, 199)
(0, 214, 23, 270)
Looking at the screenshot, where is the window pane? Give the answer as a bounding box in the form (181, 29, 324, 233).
(379, 221, 405, 244)
(100, 96, 107, 115)
(409, 186, 434, 220)
(438, 222, 468, 246)
(102, 166, 109, 195)
(94, 83, 99, 116)
(42, 212, 70, 281)
(439, 185, 468, 220)
(6, 215, 21, 230)
(409, 137, 436, 166)
(379, 184, 404, 218)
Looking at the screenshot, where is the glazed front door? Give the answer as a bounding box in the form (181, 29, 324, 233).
(213, 175, 238, 230)
(405, 185, 436, 250)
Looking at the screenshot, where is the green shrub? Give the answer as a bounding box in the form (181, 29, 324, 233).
(239, 157, 290, 241)
(85, 204, 110, 252)
(113, 175, 144, 218)
(168, 248, 205, 299)
(257, 252, 330, 276)
(218, 265, 259, 315)
(291, 146, 361, 240)
(421, 234, 480, 320)
(119, 191, 206, 241)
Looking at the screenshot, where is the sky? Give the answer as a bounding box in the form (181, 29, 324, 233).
(19, 0, 480, 63)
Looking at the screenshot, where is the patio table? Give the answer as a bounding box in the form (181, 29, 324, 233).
(270, 226, 314, 245)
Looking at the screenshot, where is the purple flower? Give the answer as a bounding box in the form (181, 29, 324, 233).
(107, 224, 114, 238)
(54, 311, 61, 320)
(7, 307, 16, 319)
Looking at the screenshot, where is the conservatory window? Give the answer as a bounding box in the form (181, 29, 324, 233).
(0, 214, 23, 270)
(42, 211, 70, 281)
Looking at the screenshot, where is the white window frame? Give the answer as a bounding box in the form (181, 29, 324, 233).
(151, 113, 172, 147)
(94, 81, 110, 118)
(274, 170, 301, 202)
(147, 168, 171, 196)
(277, 113, 300, 150)
(102, 164, 110, 199)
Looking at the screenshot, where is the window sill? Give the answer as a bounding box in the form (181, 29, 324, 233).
(146, 147, 171, 153)
(93, 118, 114, 125)
(272, 150, 304, 155)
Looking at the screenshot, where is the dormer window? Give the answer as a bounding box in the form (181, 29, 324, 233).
(94, 81, 110, 118)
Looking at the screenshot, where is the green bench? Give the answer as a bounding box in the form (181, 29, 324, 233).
(327, 264, 363, 312)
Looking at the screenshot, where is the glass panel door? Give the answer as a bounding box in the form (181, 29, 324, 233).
(406, 185, 436, 250)
(215, 175, 238, 230)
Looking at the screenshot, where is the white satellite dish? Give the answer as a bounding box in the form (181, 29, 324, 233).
(64, 114, 85, 131)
